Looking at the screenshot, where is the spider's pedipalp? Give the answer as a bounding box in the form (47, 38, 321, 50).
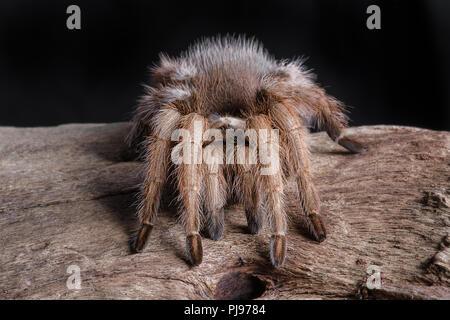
(243, 175, 265, 235)
(202, 133, 227, 240)
(231, 123, 266, 235)
(234, 157, 266, 235)
(204, 207, 225, 240)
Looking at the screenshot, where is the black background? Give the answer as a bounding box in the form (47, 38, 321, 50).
(0, 0, 449, 130)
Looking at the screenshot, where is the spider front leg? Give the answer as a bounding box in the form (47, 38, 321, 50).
(176, 113, 208, 265)
(270, 103, 326, 242)
(232, 125, 265, 235)
(134, 108, 181, 252)
(237, 148, 265, 234)
(247, 115, 287, 267)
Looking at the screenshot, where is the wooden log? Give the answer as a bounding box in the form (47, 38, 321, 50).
(0, 123, 448, 299)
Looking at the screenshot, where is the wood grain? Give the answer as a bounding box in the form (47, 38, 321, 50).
(0, 123, 448, 299)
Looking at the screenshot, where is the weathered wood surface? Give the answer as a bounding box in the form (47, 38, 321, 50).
(0, 123, 448, 300)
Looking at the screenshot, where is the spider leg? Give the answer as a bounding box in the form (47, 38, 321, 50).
(134, 108, 181, 252)
(246, 115, 287, 268)
(238, 158, 266, 235)
(176, 113, 208, 265)
(202, 138, 227, 240)
(243, 170, 265, 235)
(270, 103, 326, 242)
(296, 85, 366, 153)
(226, 122, 266, 235)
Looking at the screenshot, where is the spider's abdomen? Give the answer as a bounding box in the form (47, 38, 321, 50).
(153, 36, 282, 116)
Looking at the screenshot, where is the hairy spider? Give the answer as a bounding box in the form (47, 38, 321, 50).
(127, 36, 365, 268)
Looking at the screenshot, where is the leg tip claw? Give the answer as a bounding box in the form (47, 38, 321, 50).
(186, 234, 203, 266)
(338, 136, 367, 154)
(207, 208, 225, 240)
(133, 224, 153, 253)
(309, 213, 327, 243)
(270, 235, 287, 268)
(246, 209, 264, 235)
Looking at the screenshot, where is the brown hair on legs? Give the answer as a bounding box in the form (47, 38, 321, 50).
(243, 115, 287, 267)
(304, 86, 366, 153)
(175, 113, 208, 265)
(269, 103, 326, 242)
(134, 107, 181, 252)
(202, 128, 227, 240)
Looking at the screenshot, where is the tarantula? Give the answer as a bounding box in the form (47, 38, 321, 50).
(127, 36, 365, 268)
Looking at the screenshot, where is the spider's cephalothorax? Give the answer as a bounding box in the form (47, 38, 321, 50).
(127, 36, 365, 268)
